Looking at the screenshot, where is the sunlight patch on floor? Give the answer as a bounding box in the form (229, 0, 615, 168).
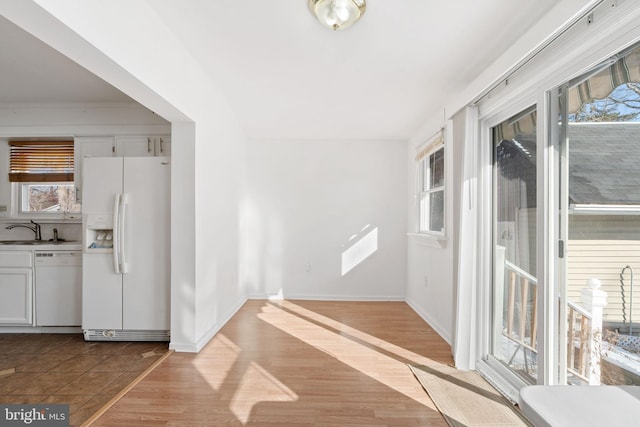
(192, 334, 240, 390)
(283, 301, 435, 364)
(257, 301, 439, 404)
(230, 361, 298, 424)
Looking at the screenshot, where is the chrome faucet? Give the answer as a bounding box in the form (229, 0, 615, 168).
(5, 220, 42, 241)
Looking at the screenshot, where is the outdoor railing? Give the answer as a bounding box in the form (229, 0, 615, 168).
(567, 300, 592, 383)
(504, 260, 538, 353)
(567, 279, 607, 385)
(497, 246, 606, 384)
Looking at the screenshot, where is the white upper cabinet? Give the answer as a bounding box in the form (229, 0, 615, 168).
(155, 136, 171, 157)
(75, 135, 170, 202)
(115, 136, 171, 157)
(74, 136, 115, 203)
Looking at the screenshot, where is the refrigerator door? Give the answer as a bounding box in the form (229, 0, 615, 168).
(82, 157, 123, 214)
(121, 157, 171, 330)
(82, 254, 123, 329)
(82, 157, 124, 331)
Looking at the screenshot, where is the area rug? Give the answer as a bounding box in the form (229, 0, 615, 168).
(409, 364, 531, 427)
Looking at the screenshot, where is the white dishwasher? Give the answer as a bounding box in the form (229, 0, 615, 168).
(34, 251, 82, 326)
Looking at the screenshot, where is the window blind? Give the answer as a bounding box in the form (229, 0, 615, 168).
(415, 130, 444, 162)
(8, 141, 74, 182)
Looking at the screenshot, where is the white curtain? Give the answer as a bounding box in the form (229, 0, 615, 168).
(453, 106, 479, 370)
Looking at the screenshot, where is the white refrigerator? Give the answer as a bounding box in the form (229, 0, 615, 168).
(82, 156, 170, 341)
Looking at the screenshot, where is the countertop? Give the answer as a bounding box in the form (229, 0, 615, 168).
(0, 241, 83, 251)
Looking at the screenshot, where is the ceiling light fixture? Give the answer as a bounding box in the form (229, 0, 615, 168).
(308, 0, 366, 31)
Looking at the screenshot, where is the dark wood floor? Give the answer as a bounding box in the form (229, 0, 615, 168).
(0, 333, 168, 426)
(94, 300, 454, 426)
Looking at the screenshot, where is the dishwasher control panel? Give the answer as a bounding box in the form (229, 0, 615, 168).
(35, 251, 82, 266)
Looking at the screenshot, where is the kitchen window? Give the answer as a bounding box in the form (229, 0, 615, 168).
(8, 141, 80, 215)
(417, 133, 445, 234)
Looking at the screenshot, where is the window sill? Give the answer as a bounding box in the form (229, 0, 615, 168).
(0, 215, 82, 224)
(407, 232, 447, 248)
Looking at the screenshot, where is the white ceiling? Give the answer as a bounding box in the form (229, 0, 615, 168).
(0, 15, 133, 104)
(0, 1, 559, 140)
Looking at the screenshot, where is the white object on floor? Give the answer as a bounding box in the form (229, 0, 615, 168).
(519, 385, 640, 427)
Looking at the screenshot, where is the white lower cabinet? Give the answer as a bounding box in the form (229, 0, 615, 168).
(0, 252, 33, 325)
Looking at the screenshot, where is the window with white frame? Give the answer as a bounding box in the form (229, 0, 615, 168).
(8, 141, 80, 215)
(417, 134, 445, 234)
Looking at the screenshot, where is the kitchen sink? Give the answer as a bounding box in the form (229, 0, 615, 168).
(0, 240, 43, 245)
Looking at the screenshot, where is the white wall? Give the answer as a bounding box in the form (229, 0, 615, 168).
(245, 139, 407, 300)
(0, 0, 249, 351)
(193, 111, 247, 348)
(405, 117, 462, 345)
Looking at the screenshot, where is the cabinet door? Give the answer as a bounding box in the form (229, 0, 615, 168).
(0, 269, 33, 325)
(74, 137, 115, 202)
(115, 136, 155, 157)
(115, 136, 171, 157)
(155, 136, 171, 157)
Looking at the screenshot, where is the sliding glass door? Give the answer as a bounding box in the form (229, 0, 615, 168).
(557, 42, 640, 386)
(491, 107, 539, 383)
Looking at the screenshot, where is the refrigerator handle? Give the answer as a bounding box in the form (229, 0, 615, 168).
(112, 194, 121, 274)
(119, 193, 129, 274)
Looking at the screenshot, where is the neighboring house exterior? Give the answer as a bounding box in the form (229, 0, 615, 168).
(567, 123, 640, 328)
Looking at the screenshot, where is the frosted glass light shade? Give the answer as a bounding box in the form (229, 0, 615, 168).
(308, 0, 366, 31)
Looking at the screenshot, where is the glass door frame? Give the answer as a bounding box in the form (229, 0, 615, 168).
(475, 98, 540, 399)
(546, 85, 566, 386)
(476, 87, 564, 393)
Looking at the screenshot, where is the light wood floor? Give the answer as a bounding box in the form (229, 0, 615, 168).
(92, 300, 454, 426)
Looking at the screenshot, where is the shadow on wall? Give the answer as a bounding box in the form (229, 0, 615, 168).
(341, 224, 378, 276)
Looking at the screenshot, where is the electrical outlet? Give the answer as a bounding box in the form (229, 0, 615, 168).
(305, 263, 311, 273)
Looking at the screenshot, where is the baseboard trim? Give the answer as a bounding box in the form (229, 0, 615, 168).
(406, 299, 452, 345)
(246, 294, 405, 302)
(170, 296, 248, 353)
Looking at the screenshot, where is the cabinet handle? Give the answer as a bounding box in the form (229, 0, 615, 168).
(147, 137, 152, 153)
(159, 138, 164, 154)
(75, 186, 80, 201)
